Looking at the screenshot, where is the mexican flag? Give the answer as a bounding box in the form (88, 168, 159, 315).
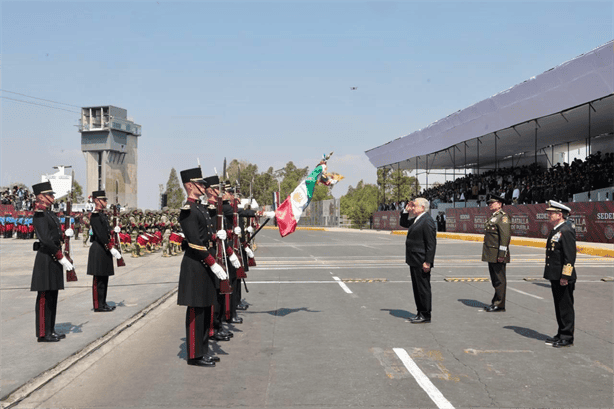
(275, 165, 324, 237)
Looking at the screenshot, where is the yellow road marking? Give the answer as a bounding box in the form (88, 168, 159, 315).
(444, 277, 490, 282)
(464, 349, 533, 355)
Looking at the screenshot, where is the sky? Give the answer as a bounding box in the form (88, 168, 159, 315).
(1, 0, 612, 209)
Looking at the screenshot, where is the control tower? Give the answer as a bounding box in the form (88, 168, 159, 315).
(78, 106, 141, 207)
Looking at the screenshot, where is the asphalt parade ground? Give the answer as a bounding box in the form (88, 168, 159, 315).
(1, 229, 613, 408)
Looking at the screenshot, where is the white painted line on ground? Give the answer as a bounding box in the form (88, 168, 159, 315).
(393, 348, 455, 409)
(332, 276, 353, 293)
(507, 286, 544, 299)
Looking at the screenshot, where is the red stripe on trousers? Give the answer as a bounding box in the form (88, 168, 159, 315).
(225, 294, 231, 321)
(93, 277, 99, 309)
(39, 292, 46, 337)
(189, 307, 196, 359)
(209, 306, 215, 337)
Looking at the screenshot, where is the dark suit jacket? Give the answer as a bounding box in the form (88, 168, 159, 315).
(399, 211, 437, 268)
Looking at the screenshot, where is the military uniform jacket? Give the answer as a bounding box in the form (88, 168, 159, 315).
(399, 212, 437, 268)
(87, 212, 115, 277)
(177, 200, 217, 307)
(31, 210, 65, 291)
(543, 221, 577, 281)
(482, 210, 511, 263)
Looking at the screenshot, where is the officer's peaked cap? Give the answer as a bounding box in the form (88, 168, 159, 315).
(486, 194, 506, 204)
(546, 200, 571, 213)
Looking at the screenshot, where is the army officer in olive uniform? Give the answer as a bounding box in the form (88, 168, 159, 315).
(481, 194, 511, 312)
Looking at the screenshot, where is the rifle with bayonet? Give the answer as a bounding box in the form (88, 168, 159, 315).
(64, 171, 77, 282)
(112, 202, 126, 267)
(216, 161, 233, 299)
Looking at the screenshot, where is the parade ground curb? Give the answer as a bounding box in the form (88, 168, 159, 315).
(389, 230, 614, 258)
(0, 287, 178, 409)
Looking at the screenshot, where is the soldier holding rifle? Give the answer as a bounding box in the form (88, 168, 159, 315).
(87, 191, 123, 312)
(177, 168, 229, 367)
(30, 181, 74, 342)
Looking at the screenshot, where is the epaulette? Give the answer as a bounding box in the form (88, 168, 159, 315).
(181, 204, 191, 210)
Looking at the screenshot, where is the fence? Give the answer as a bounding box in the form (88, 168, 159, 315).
(297, 198, 341, 227)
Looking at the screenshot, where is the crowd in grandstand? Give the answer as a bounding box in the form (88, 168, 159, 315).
(420, 151, 613, 205)
(1, 186, 35, 211)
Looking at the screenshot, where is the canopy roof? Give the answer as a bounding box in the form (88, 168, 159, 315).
(365, 41, 614, 171)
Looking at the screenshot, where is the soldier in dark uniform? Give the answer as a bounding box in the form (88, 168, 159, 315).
(30, 182, 74, 342)
(481, 194, 511, 312)
(544, 200, 576, 348)
(87, 191, 123, 312)
(177, 168, 228, 366)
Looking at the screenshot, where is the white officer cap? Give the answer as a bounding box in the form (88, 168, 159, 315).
(546, 200, 571, 213)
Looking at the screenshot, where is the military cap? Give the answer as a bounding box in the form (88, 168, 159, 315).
(546, 200, 571, 214)
(203, 175, 220, 187)
(486, 194, 506, 204)
(180, 168, 208, 185)
(92, 190, 107, 199)
(32, 181, 54, 196)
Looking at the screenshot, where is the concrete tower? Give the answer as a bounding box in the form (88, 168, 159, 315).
(79, 106, 141, 207)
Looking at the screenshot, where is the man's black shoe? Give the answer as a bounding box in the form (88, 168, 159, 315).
(51, 332, 66, 339)
(229, 317, 243, 324)
(187, 357, 216, 367)
(212, 333, 231, 341)
(552, 339, 573, 348)
(485, 305, 505, 312)
(103, 304, 116, 311)
(237, 304, 249, 311)
(410, 316, 431, 324)
(38, 335, 61, 342)
(545, 336, 560, 345)
(94, 305, 114, 312)
(206, 355, 221, 362)
(218, 330, 233, 338)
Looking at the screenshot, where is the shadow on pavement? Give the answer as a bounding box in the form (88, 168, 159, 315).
(458, 299, 490, 309)
(247, 307, 320, 317)
(503, 325, 549, 341)
(381, 309, 416, 320)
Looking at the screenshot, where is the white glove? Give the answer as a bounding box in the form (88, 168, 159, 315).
(262, 211, 275, 219)
(229, 253, 241, 268)
(234, 226, 241, 235)
(245, 246, 255, 258)
(110, 248, 122, 259)
(114, 226, 121, 233)
(216, 230, 227, 241)
(246, 226, 254, 234)
(64, 228, 74, 237)
(210, 263, 228, 280)
(59, 257, 74, 271)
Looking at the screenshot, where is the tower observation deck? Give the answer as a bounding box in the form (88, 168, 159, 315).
(79, 106, 141, 208)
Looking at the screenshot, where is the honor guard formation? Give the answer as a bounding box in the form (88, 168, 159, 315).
(22, 167, 265, 363)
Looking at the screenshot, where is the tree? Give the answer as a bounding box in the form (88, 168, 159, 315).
(389, 168, 420, 203)
(278, 161, 309, 200)
(165, 168, 185, 209)
(340, 180, 379, 228)
(69, 180, 84, 203)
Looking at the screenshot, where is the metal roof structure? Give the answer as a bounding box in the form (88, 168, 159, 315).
(365, 41, 613, 172)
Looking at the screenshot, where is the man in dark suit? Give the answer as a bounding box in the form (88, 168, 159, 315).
(544, 200, 576, 348)
(399, 198, 437, 324)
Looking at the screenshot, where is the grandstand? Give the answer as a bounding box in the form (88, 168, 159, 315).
(366, 41, 613, 243)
